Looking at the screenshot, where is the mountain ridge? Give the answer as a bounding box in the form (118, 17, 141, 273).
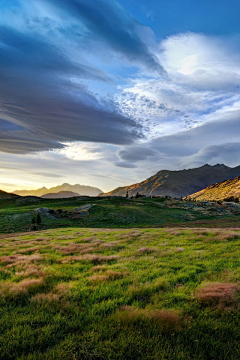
(0, 190, 19, 199)
(189, 175, 240, 201)
(14, 183, 102, 197)
(100, 164, 240, 198)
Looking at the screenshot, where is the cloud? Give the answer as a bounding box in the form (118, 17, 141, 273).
(116, 32, 240, 138)
(159, 33, 240, 90)
(0, 26, 143, 153)
(46, 0, 162, 73)
(32, 172, 64, 178)
(117, 108, 240, 170)
(118, 146, 160, 162)
(114, 162, 137, 168)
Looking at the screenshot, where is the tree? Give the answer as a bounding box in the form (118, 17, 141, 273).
(36, 213, 41, 224)
(31, 215, 36, 224)
(126, 191, 129, 198)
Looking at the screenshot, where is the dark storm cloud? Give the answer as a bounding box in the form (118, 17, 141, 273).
(47, 0, 162, 72)
(0, 26, 143, 153)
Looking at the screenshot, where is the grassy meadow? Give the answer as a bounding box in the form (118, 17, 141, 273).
(1, 196, 240, 234)
(1, 227, 240, 359)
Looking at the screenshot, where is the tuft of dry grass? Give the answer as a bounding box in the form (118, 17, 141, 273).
(58, 244, 84, 255)
(81, 237, 97, 242)
(15, 264, 44, 278)
(31, 293, 59, 302)
(34, 237, 49, 242)
(56, 235, 76, 240)
(99, 241, 120, 248)
(136, 247, 156, 254)
(0, 254, 42, 265)
(0, 278, 43, 297)
(31, 282, 72, 303)
(168, 230, 183, 236)
(129, 231, 141, 237)
(89, 269, 125, 282)
(175, 247, 184, 252)
(59, 254, 119, 264)
(217, 232, 240, 241)
(90, 265, 106, 272)
(79, 247, 95, 254)
(88, 274, 109, 282)
(18, 247, 40, 254)
(195, 282, 240, 309)
(116, 306, 181, 331)
(105, 269, 125, 279)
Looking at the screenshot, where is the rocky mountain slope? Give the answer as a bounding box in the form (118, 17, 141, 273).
(189, 176, 240, 201)
(101, 164, 240, 198)
(14, 183, 102, 197)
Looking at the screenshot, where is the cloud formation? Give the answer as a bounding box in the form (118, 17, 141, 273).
(1, 1, 240, 193)
(1, 0, 163, 153)
(47, 0, 162, 72)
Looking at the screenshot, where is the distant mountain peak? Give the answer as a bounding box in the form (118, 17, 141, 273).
(13, 183, 103, 197)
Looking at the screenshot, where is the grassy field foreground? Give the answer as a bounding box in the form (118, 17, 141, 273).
(1, 227, 240, 359)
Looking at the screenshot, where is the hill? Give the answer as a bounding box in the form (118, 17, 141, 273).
(41, 191, 80, 199)
(0, 190, 19, 199)
(189, 176, 240, 201)
(101, 164, 240, 198)
(14, 183, 102, 197)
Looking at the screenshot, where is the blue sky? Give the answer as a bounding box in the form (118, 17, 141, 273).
(119, 0, 240, 37)
(0, 0, 240, 192)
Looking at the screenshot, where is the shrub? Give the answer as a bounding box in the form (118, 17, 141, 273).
(36, 213, 41, 224)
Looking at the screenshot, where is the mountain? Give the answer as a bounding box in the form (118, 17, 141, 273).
(0, 190, 19, 199)
(41, 191, 81, 199)
(14, 187, 48, 197)
(101, 164, 240, 198)
(189, 176, 240, 201)
(14, 183, 102, 197)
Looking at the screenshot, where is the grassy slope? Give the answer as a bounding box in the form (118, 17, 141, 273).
(0, 190, 19, 199)
(1, 227, 240, 359)
(1, 196, 240, 234)
(190, 176, 240, 201)
(0, 198, 236, 233)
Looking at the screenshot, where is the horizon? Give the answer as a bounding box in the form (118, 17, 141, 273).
(1, 0, 240, 193)
(3, 162, 239, 194)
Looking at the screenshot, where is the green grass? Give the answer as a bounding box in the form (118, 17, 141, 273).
(1, 196, 240, 234)
(1, 227, 240, 359)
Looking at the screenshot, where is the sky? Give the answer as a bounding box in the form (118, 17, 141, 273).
(1, 0, 240, 193)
